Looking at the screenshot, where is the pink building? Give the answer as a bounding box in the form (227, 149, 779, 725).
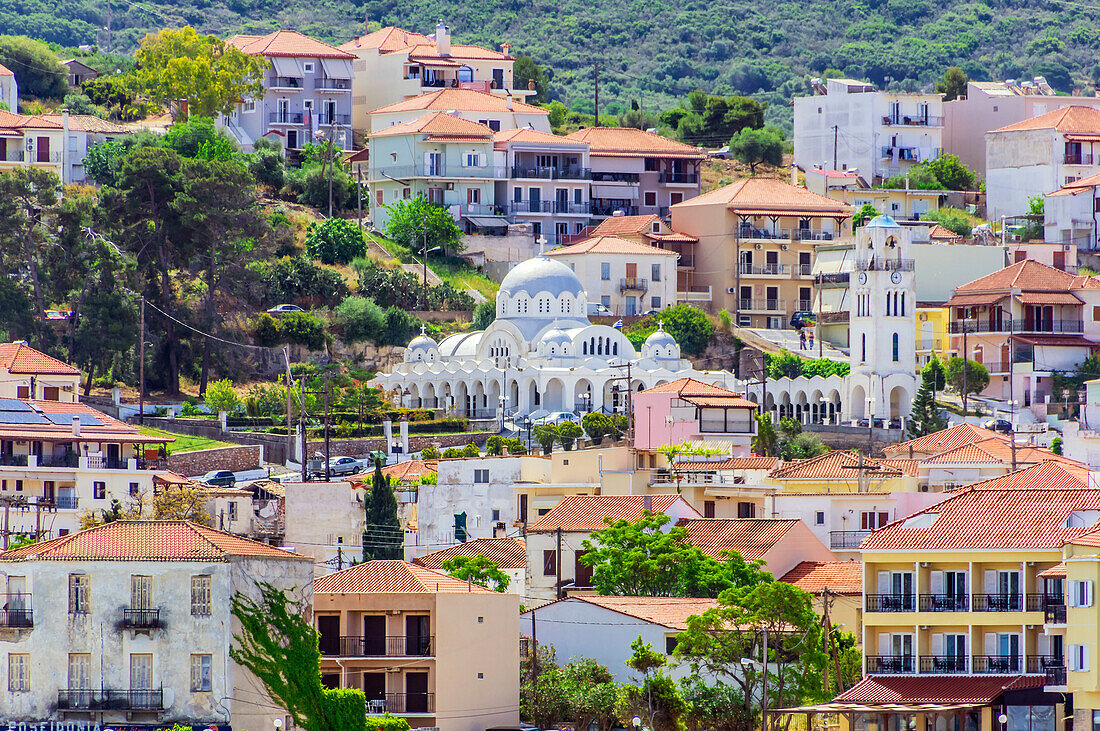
(633, 377, 758, 453)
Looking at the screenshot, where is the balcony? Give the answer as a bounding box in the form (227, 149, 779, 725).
(797, 299, 813, 311)
(591, 203, 639, 216)
(511, 165, 591, 180)
(55, 495, 79, 510)
(314, 78, 352, 91)
(377, 692, 435, 714)
(918, 593, 969, 612)
(269, 112, 304, 125)
(1026, 593, 1061, 612)
(815, 272, 850, 287)
(830, 530, 870, 549)
(658, 171, 698, 184)
(1027, 655, 1064, 674)
(0, 593, 31, 627)
(739, 298, 786, 312)
(677, 285, 712, 302)
(972, 593, 1022, 612)
(620, 277, 648, 293)
(374, 164, 500, 179)
(881, 115, 945, 127)
(947, 319, 1083, 335)
(1065, 153, 1095, 165)
(1046, 603, 1067, 624)
(880, 146, 933, 161)
(1045, 665, 1067, 686)
(318, 113, 351, 125)
(269, 76, 304, 89)
(919, 656, 968, 673)
(972, 655, 1022, 673)
(796, 263, 813, 277)
(866, 594, 916, 612)
(855, 258, 915, 272)
(507, 201, 590, 215)
(37, 453, 78, 468)
(591, 171, 640, 183)
(330, 635, 434, 657)
(0, 453, 28, 466)
(739, 263, 790, 276)
(57, 688, 163, 711)
(121, 608, 162, 628)
(867, 655, 914, 674)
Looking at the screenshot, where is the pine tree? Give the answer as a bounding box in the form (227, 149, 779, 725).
(362, 458, 402, 561)
(908, 373, 947, 438)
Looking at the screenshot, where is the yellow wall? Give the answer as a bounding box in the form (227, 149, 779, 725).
(764, 473, 918, 494)
(915, 306, 951, 371)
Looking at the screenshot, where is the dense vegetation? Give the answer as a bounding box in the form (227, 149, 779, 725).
(8, 0, 1100, 130)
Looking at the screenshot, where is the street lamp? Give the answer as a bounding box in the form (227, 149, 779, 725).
(998, 713, 1008, 731)
(274, 718, 283, 730)
(632, 717, 642, 731)
(581, 391, 591, 413)
(499, 395, 507, 434)
(524, 417, 532, 449)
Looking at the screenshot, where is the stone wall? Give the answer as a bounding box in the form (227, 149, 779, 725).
(167, 445, 262, 477)
(305, 431, 492, 457)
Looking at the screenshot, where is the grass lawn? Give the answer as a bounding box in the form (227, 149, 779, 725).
(430, 260, 499, 300)
(139, 426, 233, 453)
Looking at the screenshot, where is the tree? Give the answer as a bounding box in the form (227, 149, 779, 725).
(557, 420, 583, 450)
(766, 349, 802, 379)
(0, 35, 67, 98)
(335, 296, 386, 344)
(925, 154, 976, 191)
(135, 27, 268, 118)
(384, 195, 464, 256)
(752, 413, 779, 457)
(777, 417, 828, 459)
(362, 459, 402, 561)
(945, 356, 990, 397)
(533, 423, 559, 454)
(618, 638, 689, 731)
(559, 658, 618, 731)
(306, 218, 367, 265)
(204, 379, 240, 414)
(922, 352, 947, 394)
(936, 66, 968, 101)
(729, 126, 785, 174)
(440, 554, 511, 592)
(582, 412, 614, 442)
(0, 167, 61, 344)
(231, 582, 367, 731)
(675, 92, 766, 147)
(908, 370, 947, 438)
(626, 304, 715, 356)
(420, 446, 440, 459)
(680, 675, 752, 731)
(520, 647, 570, 730)
(472, 300, 496, 330)
(853, 203, 879, 229)
(80, 483, 211, 527)
(579, 512, 771, 597)
(513, 56, 548, 103)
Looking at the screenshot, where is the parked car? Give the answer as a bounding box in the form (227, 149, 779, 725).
(587, 303, 613, 317)
(983, 418, 1014, 434)
(531, 411, 579, 426)
(200, 470, 236, 488)
(266, 304, 305, 314)
(328, 456, 364, 476)
(43, 309, 72, 321)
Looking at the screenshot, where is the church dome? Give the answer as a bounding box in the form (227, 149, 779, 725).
(404, 325, 439, 363)
(642, 322, 680, 360)
(865, 215, 902, 229)
(499, 256, 585, 300)
(539, 322, 573, 355)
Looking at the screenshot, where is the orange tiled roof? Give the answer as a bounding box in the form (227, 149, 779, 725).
(1049, 171, 1100, 197)
(493, 128, 585, 147)
(589, 214, 662, 236)
(381, 458, 438, 483)
(0, 398, 172, 444)
(671, 177, 852, 217)
(966, 460, 1091, 491)
(954, 259, 1087, 292)
(529, 494, 695, 533)
(768, 451, 906, 480)
(565, 595, 717, 630)
(639, 378, 756, 408)
(678, 518, 800, 561)
(314, 559, 495, 593)
(672, 456, 779, 472)
(928, 224, 964, 241)
(884, 423, 1007, 456)
(339, 26, 432, 54)
(878, 458, 920, 476)
(0, 521, 305, 562)
(565, 126, 706, 159)
(371, 111, 495, 139)
(42, 114, 132, 134)
(992, 105, 1100, 134)
(228, 30, 354, 59)
(0, 110, 62, 131)
(780, 560, 863, 595)
(1038, 562, 1067, 578)
(545, 235, 679, 258)
(0, 342, 80, 375)
(408, 44, 511, 62)
(414, 537, 526, 570)
(834, 675, 1044, 705)
(921, 437, 1080, 467)
(0, 63, 12, 76)
(369, 88, 548, 116)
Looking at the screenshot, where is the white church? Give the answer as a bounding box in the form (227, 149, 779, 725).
(371, 217, 917, 427)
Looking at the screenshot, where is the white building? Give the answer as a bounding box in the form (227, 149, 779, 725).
(0, 341, 81, 401)
(370, 252, 740, 419)
(793, 78, 944, 182)
(0, 63, 17, 113)
(282, 479, 370, 576)
(1045, 171, 1100, 249)
(0, 520, 313, 730)
(545, 234, 679, 316)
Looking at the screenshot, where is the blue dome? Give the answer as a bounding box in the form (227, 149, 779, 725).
(499, 256, 585, 300)
(865, 215, 902, 229)
(645, 325, 677, 350)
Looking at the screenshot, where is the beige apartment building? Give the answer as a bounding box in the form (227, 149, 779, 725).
(314, 560, 519, 731)
(670, 177, 852, 324)
(0, 341, 81, 401)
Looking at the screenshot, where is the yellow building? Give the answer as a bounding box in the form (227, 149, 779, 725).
(1062, 532, 1100, 729)
(916, 305, 952, 370)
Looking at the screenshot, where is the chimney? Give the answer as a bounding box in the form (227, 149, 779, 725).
(790, 163, 797, 185)
(494, 523, 507, 538)
(501, 42, 511, 56)
(71, 415, 80, 438)
(435, 20, 450, 55)
(507, 97, 513, 111)
(643, 494, 652, 512)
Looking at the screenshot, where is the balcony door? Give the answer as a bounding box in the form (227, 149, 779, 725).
(426, 152, 443, 177)
(69, 653, 91, 706)
(130, 653, 152, 692)
(363, 672, 385, 708)
(528, 187, 540, 213)
(317, 615, 340, 656)
(131, 575, 151, 610)
(363, 615, 386, 656)
(406, 615, 430, 656)
(406, 671, 429, 712)
(986, 569, 1020, 609)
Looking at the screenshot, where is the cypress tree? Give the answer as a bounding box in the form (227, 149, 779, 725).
(362, 458, 402, 561)
(908, 372, 947, 438)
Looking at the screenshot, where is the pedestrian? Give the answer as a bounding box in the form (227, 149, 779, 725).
(808, 331, 815, 350)
(799, 330, 807, 350)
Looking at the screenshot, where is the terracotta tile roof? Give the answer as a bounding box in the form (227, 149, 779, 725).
(1038, 562, 1067, 578)
(1014, 291, 1082, 305)
(529, 494, 695, 533)
(41, 114, 132, 134)
(672, 456, 779, 471)
(545, 235, 679, 258)
(0, 110, 62, 130)
(314, 559, 495, 593)
(227, 30, 354, 59)
(684, 395, 759, 408)
(965, 459, 1091, 490)
(381, 458, 438, 483)
(0, 521, 305, 562)
(928, 224, 964, 241)
(1048, 171, 1100, 197)
(955, 259, 1082, 292)
(565, 595, 717, 630)
(992, 105, 1100, 134)
(565, 127, 706, 159)
(639, 378, 757, 408)
(0, 63, 12, 76)
(0, 398, 171, 444)
(671, 177, 851, 217)
(339, 26, 432, 54)
(862, 484, 1100, 552)
(414, 537, 526, 570)
(884, 423, 1007, 456)
(409, 44, 511, 62)
(878, 458, 920, 476)
(493, 128, 586, 147)
(645, 232, 699, 245)
(677, 518, 799, 561)
(0, 342, 80, 375)
(370, 111, 495, 139)
(344, 148, 369, 163)
(920, 438, 1080, 467)
(943, 292, 1010, 307)
(768, 451, 906, 480)
(780, 561, 863, 595)
(589, 214, 662, 236)
(369, 88, 548, 116)
(834, 675, 1044, 705)
(1010, 334, 1100, 347)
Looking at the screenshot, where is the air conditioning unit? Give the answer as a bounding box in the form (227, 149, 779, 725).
(919, 313, 927, 321)
(780, 244, 790, 251)
(754, 243, 764, 250)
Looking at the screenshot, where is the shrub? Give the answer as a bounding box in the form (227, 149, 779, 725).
(581, 412, 613, 440)
(625, 304, 714, 356)
(204, 379, 240, 414)
(306, 218, 367, 265)
(335, 295, 386, 344)
(557, 421, 583, 450)
(420, 446, 440, 459)
(462, 442, 480, 457)
(442, 447, 464, 458)
(249, 256, 348, 308)
(473, 300, 496, 330)
(279, 312, 326, 350)
(382, 306, 420, 347)
(249, 141, 285, 189)
(253, 313, 282, 347)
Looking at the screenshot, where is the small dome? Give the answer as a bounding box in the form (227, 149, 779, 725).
(865, 215, 902, 229)
(645, 322, 677, 349)
(540, 322, 572, 353)
(499, 255, 585, 302)
(407, 325, 438, 351)
(643, 322, 680, 360)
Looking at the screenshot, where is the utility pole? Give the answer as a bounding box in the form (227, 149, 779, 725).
(327, 123, 335, 217)
(962, 326, 969, 418)
(421, 208, 429, 310)
(555, 526, 562, 600)
(760, 628, 769, 731)
(299, 375, 308, 482)
(1006, 307, 1017, 470)
(593, 63, 600, 127)
(138, 296, 145, 425)
(283, 347, 296, 468)
(833, 125, 838, 171)
(357, 166, 363, 229)
(610, 362, 634, 443)
(530, 610, 539, 684)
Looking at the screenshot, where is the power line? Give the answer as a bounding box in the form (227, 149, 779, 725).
(143, 300, 271, 352)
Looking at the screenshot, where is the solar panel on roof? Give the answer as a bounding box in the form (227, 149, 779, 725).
(0, 398, 32, 412)
(0, 411, 49, 425)
(44, 413, 102, 427)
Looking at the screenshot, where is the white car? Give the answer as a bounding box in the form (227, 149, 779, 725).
(327, 456, 364, 476)
(266, 304, 305, 314)
(530, 411, 579, 426)
(587, 303, 613, 317)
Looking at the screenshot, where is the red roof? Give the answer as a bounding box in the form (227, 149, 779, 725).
(529, 494, 696, 533)
(672, 456, 779, 471)
(780, 560, 863, 595)
(565, 127, 706, 160)
(414, 537, 526, 570)
(921, 438, 1081, 467)
(339, 26, 511, 60)
(672, 177, 851, 217)
(0, 521, 305, 562)
(993, 105, 1100, 134)
(884, 423, 1007, 456)
(769, 451, 907, 480)
(545, 235, 679, 258)
(954, 259, 1089, 293)
(371, 111, 496, 139)
(678, 518, 799, 561)
(380, 459, 438, 483)
(369, 88, 547, 116)
(0, 342, 80, 375)
(966, 460, 1091, 490)
(639, 378, 757, 408)
(227, 30, 354, 59)
(834, 675, 1044, 705)
(314, 559, 495, 593)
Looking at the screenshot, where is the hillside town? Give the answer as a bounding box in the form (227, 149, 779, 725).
(4, 15, 1100, 731)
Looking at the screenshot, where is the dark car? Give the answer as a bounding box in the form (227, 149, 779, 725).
(984, 418, 1013, 434)
(200, 469, 236, 488)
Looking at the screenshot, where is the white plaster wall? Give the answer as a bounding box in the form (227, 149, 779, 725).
(283, 480, 365, 576)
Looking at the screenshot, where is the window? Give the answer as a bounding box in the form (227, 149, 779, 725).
(243, 99, 256, 113)
(228, 501, 238, 521)
(69, 574, 88, 614)
(8, 654, 28, 691)
(670, 192, 683, 205)
(601, 295, 610, 308)
(376, 190, 384, 206)
(468, 188, 481, 204)
(131, 575, 151, 610)
(600, 262, 610, 280)
(861, 334, 866, 362)
(473, 469, 489, 483)
(737, 502, 756, 518)
(651, 296, 662, 309)
(464, 153, 481, 167)
(861, 511, 890, 530)
(644, 191, 657, 207)
(543, 549, 557, 576)
(129, 482, 140, 497)
(191, 575, 212, 616)
(93, 481, 105, 500)
(1071, 643, 1090, 671)
(892, 333, 899, 362)
(15, 479, 21, 492)
(815, 511, 825, 525)
(644, 158, 659, 171)
(303, 62, 315, 72)
(652, 263, 661, 282)
(574, 188, 582, 204)
(491, 509, 500, 521)
(1070, 580, 1094, 607)
(704, 500, 715, 518)
(487, 120, 501, 132)
(191, 654, 212, 692)
(666, 636, 678, 654)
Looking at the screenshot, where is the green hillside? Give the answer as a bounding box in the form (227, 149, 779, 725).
(10, 0, 1100, 127)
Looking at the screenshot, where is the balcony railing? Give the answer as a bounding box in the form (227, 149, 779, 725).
(380, 692, 435, 714)
(55, 495, 79, 510)
(591, 203, 639, 216)
(1026, 593, 1062, 612)
(797, 264, 813, 276)
(620, 277, 648, 293)
(591, 171, 640, 183)
(919, 655, 968, 673)
(972, 593, 1022, 612)
(314, 79, 352, 90)
(1065, 153, 1095, 165)
(1046, 603, 1067, 624)
(947, 319, 1083, 334)
(318, 113, 351, 125)
(918, 593, 969, 612)
(739, 298, 785, 312)
(269, 112, 304, 124)
(1045, 665, 1067, 686)
(511, 165, 591, 180)
(882, 115, 945, 127)
(0, 593, 31, 627)
(866, 594, 916, 612)
(330, 635, 434, 657)
(269, 76, 304, 88)
(658, 171, 698, 184)
(815, 272, 850, 287)
(867, 655, 914, 674)
(972, 655, 1022, 673)
(122, 607, 161, 628)
(677, 285, 712, 302)
(37, 453, 78, 468)
(739, 263, 790, 276)
(507, 201, 590, 215)
(798, 299, 813, 311)
(830, 530, 870, 549)
(0, 453, 28, 466)
(374, 164, 499, 179)
(855, 258, 915, 272)
(1027, 655, 1064, 674)
(57, 688, 163, 711)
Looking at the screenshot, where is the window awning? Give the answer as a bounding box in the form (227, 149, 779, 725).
(319, 57, 351, 79)
(465, 215, 510, 228)
(270, 56, 304, 77)
(780, 674, 1046, 715)
(1014, 291, 1082, 305)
